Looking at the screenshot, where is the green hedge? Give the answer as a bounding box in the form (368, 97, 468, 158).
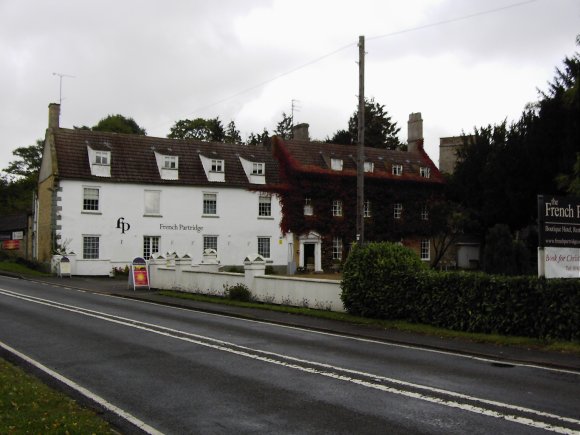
(341, 243, 580, 340)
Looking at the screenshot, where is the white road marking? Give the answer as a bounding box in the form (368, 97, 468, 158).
(0, 340, 163, 435)
(1, 287, 579, 434)
(14, 277, 578, 375)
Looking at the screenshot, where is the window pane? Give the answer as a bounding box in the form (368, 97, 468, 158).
(83, 188, 99, 211)
(421, 239, 430, 260)
(203, 236, 218, 252)
(83, 236, 99, 259)
(143, 236, 160, 259)
(145, 191, 160, 214)
(203, 193, 217, 215)
(258, 237, 270, 258)
(332, 237, 342, 260)
(259, 195, 272, 216)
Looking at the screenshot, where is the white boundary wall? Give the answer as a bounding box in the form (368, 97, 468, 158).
(148, 254, 345, 312)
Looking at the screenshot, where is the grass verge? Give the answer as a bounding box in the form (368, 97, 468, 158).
(158, 290, 580, 355)
(0, 260, 50, 277)
(0, 358, 115, 434)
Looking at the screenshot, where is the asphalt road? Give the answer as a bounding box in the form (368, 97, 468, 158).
(0, 276, 579, 434)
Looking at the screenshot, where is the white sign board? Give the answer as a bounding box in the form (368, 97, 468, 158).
(544, 247, 580, 278)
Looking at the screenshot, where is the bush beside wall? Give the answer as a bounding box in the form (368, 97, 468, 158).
(341, 243, 580, 340)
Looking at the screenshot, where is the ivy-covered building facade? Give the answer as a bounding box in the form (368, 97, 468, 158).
(270, 114, 445, 272)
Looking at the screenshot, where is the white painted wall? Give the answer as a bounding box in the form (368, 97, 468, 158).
(148, 257, 345, 312)
(56, 180, 287, 275)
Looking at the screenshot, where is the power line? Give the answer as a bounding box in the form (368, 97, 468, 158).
(182, 0, 537, 119)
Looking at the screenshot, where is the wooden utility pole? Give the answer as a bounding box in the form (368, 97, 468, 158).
(356, 35, 365, 245)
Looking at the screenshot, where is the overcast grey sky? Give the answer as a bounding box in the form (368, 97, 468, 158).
(0, 0, 578, 171)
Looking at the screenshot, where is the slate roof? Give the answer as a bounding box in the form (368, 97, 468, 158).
(274, 137, 445, 184)
(51, 128, 279, 187)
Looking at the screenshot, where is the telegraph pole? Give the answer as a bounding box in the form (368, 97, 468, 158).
(356, 35, 365, 245)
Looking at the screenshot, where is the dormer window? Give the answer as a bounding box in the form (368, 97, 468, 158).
(87, 146, 111, 177)
(211, 159, 224, 172)
(364, 161, 374, 173)
(163, 155, 178, 169)
(155, 152, 179, 180)
(95, 150, 110, 165)
(252, 162, 265, 175)
(392, 164, 403, 176)
(331, 158, 343, 171)
(420, 167, 431, 178)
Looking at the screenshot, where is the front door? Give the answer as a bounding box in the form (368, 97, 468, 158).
(304, 243, 315, 271)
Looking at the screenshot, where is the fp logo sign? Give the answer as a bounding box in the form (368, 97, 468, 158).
(116, 217, 131, 234)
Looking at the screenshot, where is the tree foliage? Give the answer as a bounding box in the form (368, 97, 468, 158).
(448, 42, 580, 237)
(167, 117, 225, 142)
(89, 114, 146, 135)
(246, 128, 270, 146)
(328, 97, 403, 149)
(273, 112, 293, 140)
(224, 120, 242, 144)
(3, 140, 44, 181)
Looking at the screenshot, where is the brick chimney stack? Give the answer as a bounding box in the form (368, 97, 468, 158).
(407, 112, 423, 153)
(48, 103, 60, 129)
(292, 123, 310, 141)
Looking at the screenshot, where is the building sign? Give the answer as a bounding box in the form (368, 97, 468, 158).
(129, 257, 150, 290)
(538, 195, 580, 278)
(2, 240, 20, 250)
(12, 231, 24, 240)
(160, 223, 203, 233)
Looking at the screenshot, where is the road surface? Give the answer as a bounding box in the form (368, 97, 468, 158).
(0, 276, 579, 434)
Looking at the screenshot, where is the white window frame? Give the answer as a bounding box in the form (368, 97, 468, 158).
(211, 159, 224, 172)
(203, 193, 217, 216)
(420, 167, 431, 178)
(203, 235, 218, 252)
(421, 239, 431, 261)
(394, 203, 403, 219)
(332, 237, 343, 261)
(304, 198, 313, 216)
(252, 162, 265, 175)
(421, 205, 429, 221)
(95, 150, 110, 165)
(364, 200, 371, 218)
(143, 236, 160, 259)
(258, 194, 272, 217)
(392, 164, 403, 176)
(364, 161, 374, 173)
(82, 235, 100, 259)
(82, 187, 100, 212)
(144, 190, 161, 216)
(163, 155, 178, 170)
(330, 158, 343, 171)
(257, 237, 271, 258)
(332, 200, 343, 217)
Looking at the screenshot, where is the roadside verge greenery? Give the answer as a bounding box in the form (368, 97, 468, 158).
(0, 358, 115, 433)
(341, 242, 580, 341)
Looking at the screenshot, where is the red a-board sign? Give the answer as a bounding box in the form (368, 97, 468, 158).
(129, 257, 149, 290)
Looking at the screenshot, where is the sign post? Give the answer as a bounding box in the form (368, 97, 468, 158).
(129, 257, 150, 290)
(538, 195, 580, 278)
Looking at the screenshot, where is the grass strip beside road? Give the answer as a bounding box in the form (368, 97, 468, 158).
(158, 290, 580, 355)
(0, 260, 50, 277)
(0, 358, 116, 434)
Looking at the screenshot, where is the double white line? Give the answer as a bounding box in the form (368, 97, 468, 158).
(1, 287, 579, 434)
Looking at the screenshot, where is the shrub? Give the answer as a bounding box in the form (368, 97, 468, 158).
(224, 283, 252, 302)
(341, 242, 426, 318)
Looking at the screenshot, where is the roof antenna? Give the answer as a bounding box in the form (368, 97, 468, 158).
(52, 72, 75, 105)
(291, 99, 301, 128)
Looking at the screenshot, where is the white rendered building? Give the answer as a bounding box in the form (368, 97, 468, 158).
(36, 104, 288, 275)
